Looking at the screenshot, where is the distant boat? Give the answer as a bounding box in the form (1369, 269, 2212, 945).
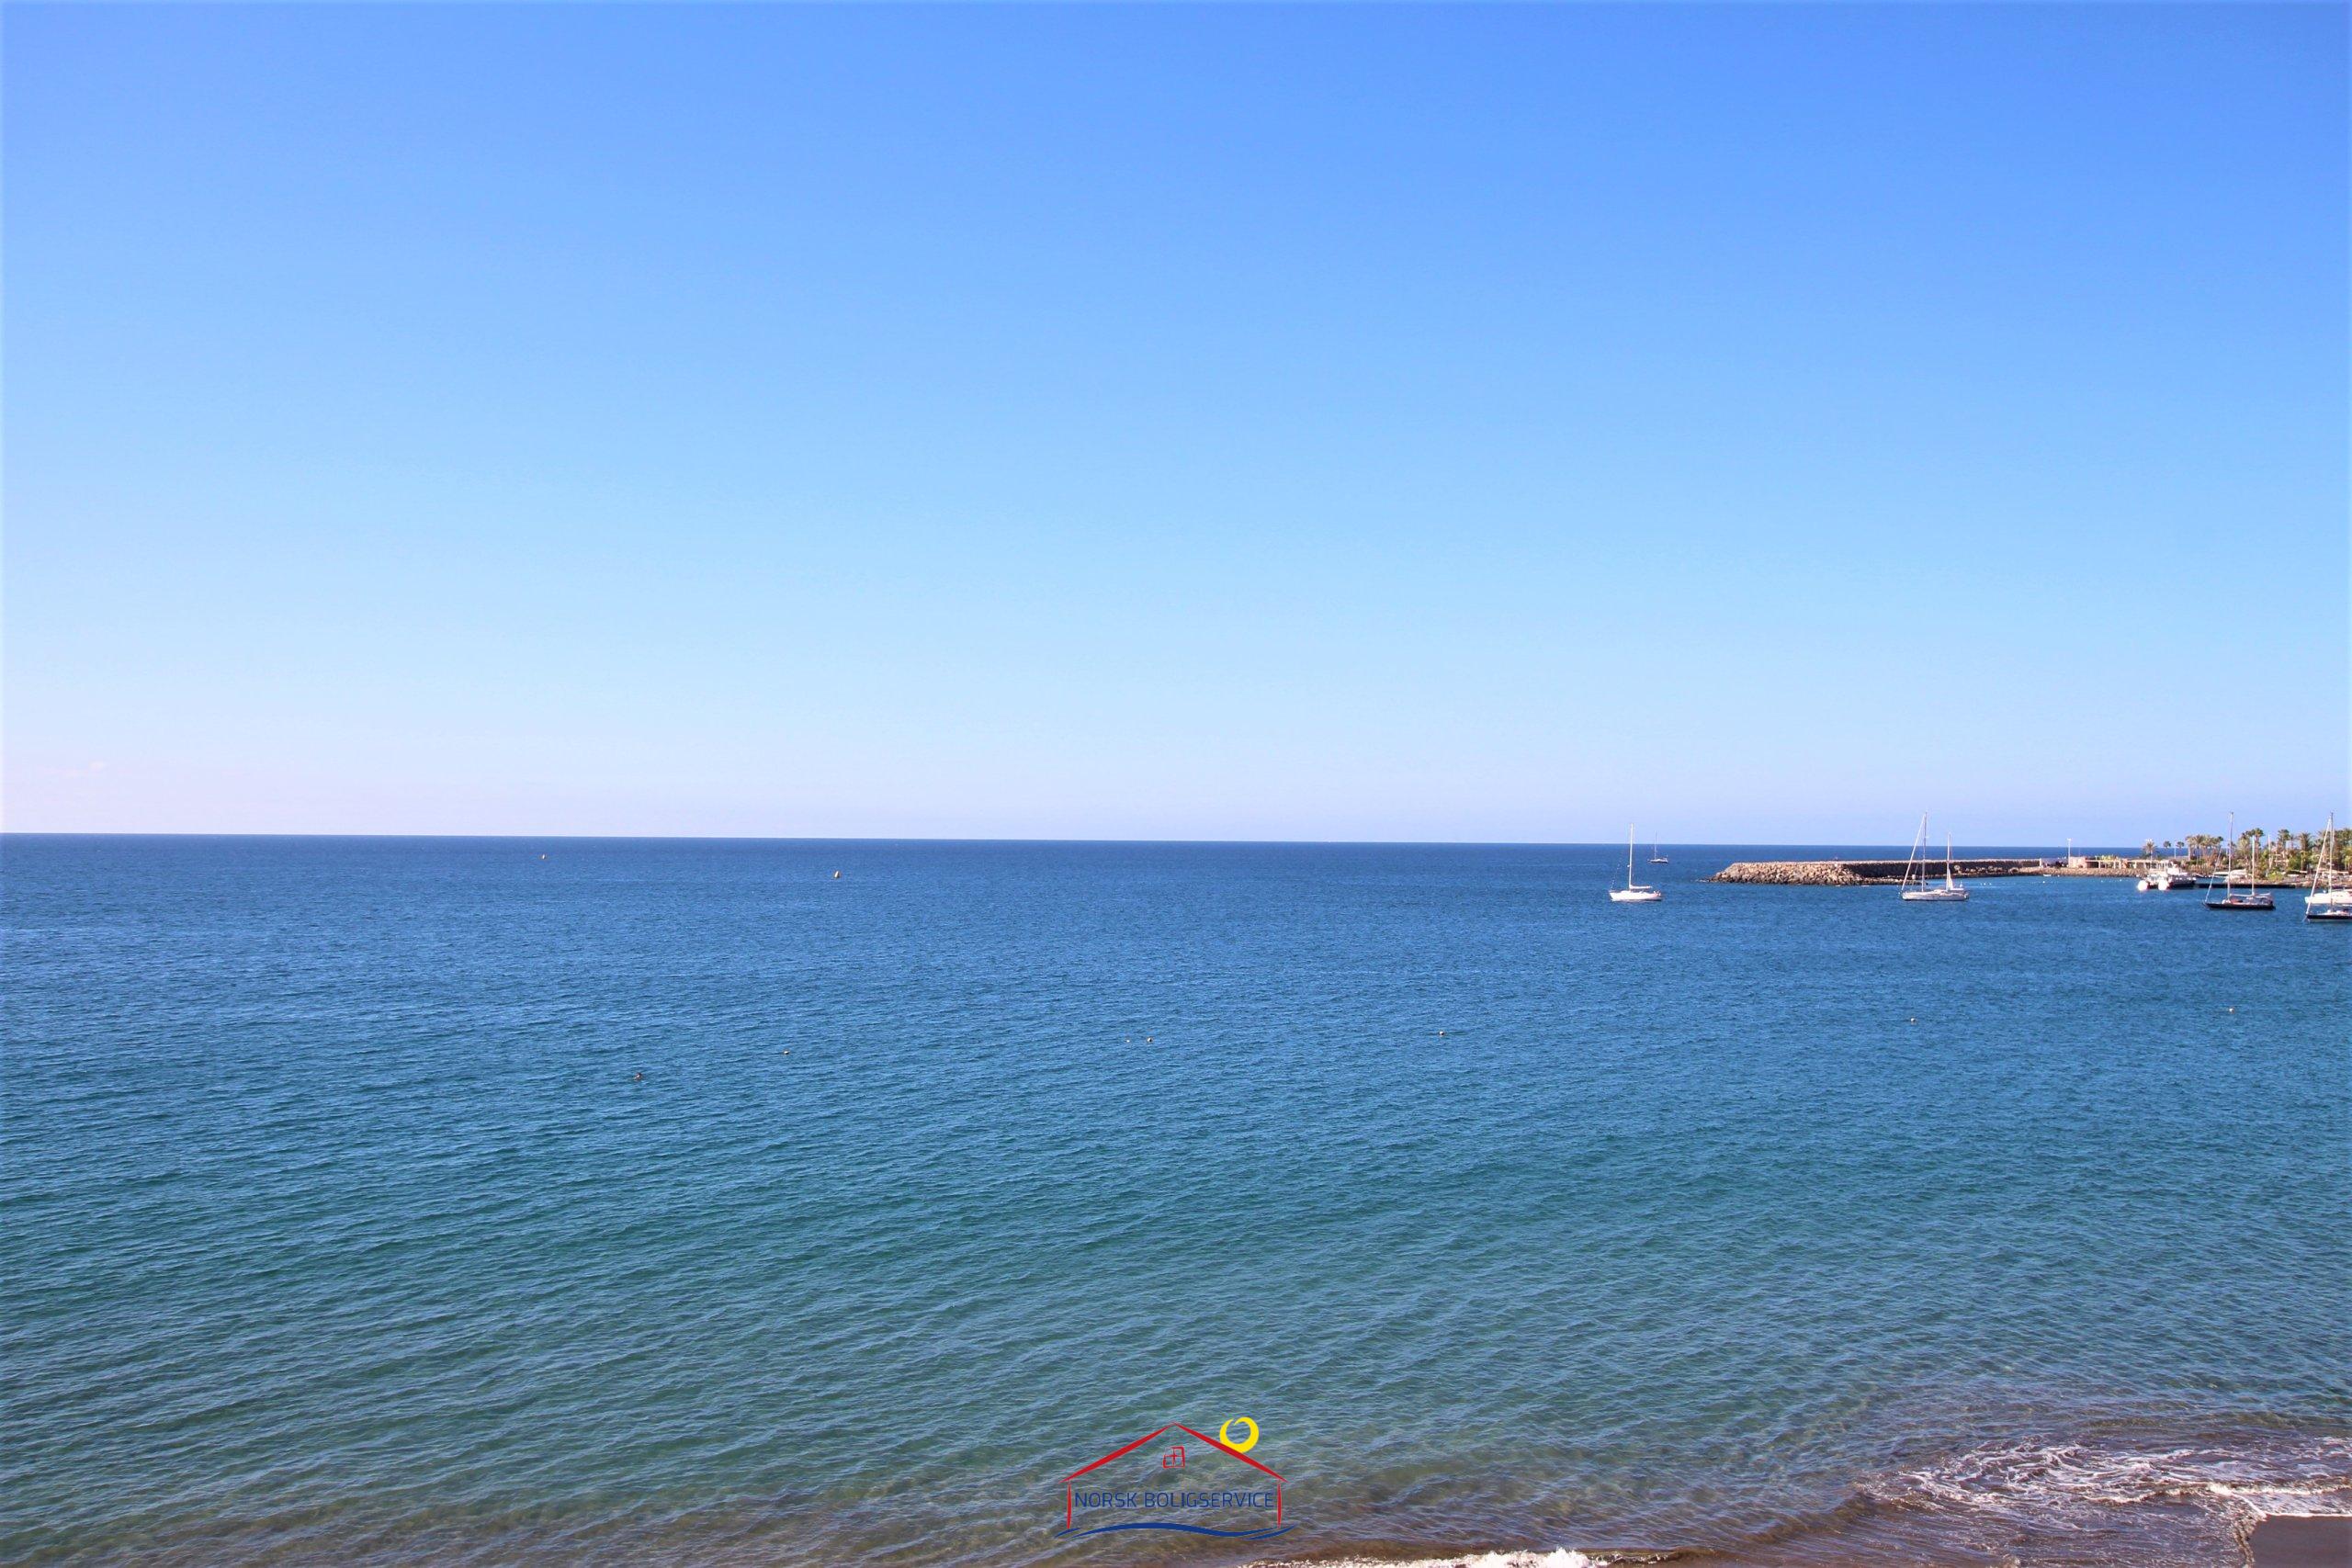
(1899, 814, 1970, 902)
(2135, 863, 2185, 893)
(1649, 844, 1668, 864)
(1610, 824, 1663, 903)
(2307, 814, 2351, 922)
(2206, 812, 2275, 911)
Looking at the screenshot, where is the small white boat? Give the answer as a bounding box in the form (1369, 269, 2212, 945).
(1648, 844, 1669, 864)
(1610, 824, 1663, 902)
(2307, 815, 2351, 922)
(2136, 863, 2185, 893)
(1899, 814, 1970, 902)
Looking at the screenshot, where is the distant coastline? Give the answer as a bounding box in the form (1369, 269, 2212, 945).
(1716, 825, 2343, 887)
(1712, 856, 2308, 887)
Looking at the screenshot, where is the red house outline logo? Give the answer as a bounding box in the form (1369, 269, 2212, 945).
(1058, 1423, 1288, 1540)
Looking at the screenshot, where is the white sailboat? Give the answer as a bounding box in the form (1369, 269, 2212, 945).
(1610, 824, 1663, 902)
(1899, 814, 1970, 902)
(2206, 812, 2275, 911)
(1649, 843, 1669, 864)
(2306, 814, 2350, 922)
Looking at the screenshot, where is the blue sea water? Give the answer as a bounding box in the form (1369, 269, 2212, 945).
(4, 837, 2346, 1567)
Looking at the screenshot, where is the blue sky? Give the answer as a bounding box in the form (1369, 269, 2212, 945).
(7, 3, 2345, 842)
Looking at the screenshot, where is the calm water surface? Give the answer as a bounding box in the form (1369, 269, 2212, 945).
(5, 838, 2346, 1566)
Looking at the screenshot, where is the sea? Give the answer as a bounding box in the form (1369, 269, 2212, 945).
(4, 837, 2346, 1566)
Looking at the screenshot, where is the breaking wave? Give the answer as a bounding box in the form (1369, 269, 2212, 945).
(1256, 1553, 1632, 1568)
(1852, 1430, 2352, 1562)
(1250, 1430, 2349, 1568)
(1862, 1432, 2351, 1516)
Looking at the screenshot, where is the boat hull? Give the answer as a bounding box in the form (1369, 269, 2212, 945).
(1900, 889, 1969, 902)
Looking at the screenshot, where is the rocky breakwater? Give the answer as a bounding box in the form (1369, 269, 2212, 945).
(1712, 860, 1871, 886)
(1713, 858, 2048, 885)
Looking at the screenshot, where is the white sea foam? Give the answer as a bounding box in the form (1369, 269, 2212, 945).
(1248, 1438, 2349, 1568)
(1253, 1551, 1617, 1568)
(1859, 1434, 2352, 1537)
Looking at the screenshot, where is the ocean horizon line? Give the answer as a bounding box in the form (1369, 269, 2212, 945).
(0, 829, 2143, 851)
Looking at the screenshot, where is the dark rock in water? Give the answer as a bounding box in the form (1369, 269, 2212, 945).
(2253, 1515, 2352, 1568)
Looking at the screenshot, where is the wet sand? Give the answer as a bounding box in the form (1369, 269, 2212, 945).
(2253, 1516, 2352, 1568)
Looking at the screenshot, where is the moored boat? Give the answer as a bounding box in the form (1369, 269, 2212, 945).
(1610, 824, 1663, 903)
(1899, 815, 1970, 902)
(2206, 812, 2275, 911)
(2306, 815, 2350, 922)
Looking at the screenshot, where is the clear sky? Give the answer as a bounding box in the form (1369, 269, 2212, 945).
(6, 3, 2346, 844)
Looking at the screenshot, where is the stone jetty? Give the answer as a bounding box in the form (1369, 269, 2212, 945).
(1712, 857, 2054, 886)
